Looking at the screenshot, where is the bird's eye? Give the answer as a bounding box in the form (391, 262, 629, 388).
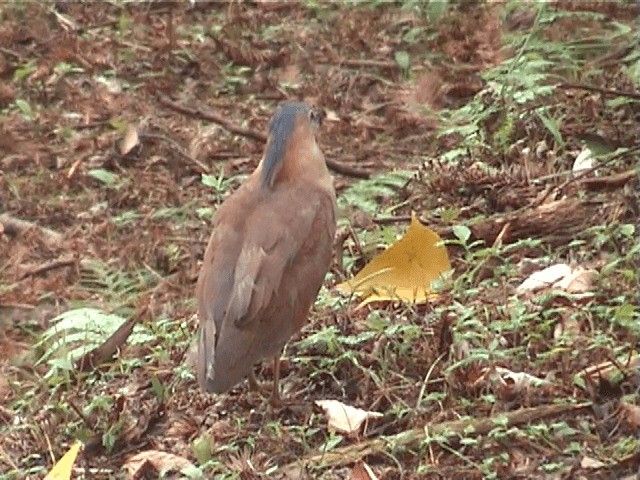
(308, 107, 325, 129)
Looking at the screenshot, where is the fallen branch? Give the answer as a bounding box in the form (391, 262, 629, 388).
(533, 145, 640, 207)
(19, 254, 77, 280)
(285, 402, 591, 471)
(75, 313, 143, 371)
(338, 59, 399, 70)
(139, 131, 211, 174)
(446, 197, 622, 248)
(158, 97, 370, 179)
(324, 158, 370, 179)
(556, 83, 640, 100)
(0, 214, 64, 245)
(579, 169, 637, 191)
(158, 96, 267, 142)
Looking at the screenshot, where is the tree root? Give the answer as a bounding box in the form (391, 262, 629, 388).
(284, 402, 591, 472)
(0, 214, 64, 246)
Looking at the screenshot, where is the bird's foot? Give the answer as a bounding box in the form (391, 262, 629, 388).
(247, 369, 260, 391)
(269, 388, 282, 408)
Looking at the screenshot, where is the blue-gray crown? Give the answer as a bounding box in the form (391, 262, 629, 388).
(262, 103, 311, 188)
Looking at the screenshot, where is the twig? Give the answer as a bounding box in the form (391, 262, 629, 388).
(532, 146, 640, 207)
(139, 132, 211, 174)
(373, 215, 412, 225)
(325, 158, 370, 179)
(579, 169, 637, 190)
(76, 314, 144, 371)
(339, 59, 399, 70)
(158, 96, 267, 142)
(19, 254, 77, 280)
(0, 214, 63, 245)
(158, 97, 371, 179)
(67, 397, 97, 430)
(492, 222, 511, 248)
(0, 47, 21, 59)
(0, 404, 16, 423)
(0, 445, 19, 471)
(284, 402, 591, 471)
(556, 83, 640, 100)
(72, 120, 110, 130)
(0, 302, 35, 310)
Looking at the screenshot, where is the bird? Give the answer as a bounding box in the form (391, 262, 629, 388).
(195, 102, 337, 404)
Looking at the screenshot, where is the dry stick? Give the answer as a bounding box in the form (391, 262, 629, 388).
(532, 145, 640, 208)
(0, 404, 16, 423)
(158, 96, 267, 142)
(556, 83, 640, 100)
(158, 97, 371, 179)
(19, 254, 77, 280)
(75, 314, 143, 371)
(373, 215, 412, 225)
(337, 59, 399, 70)
(325, 158, 370, 179)
(580, 169, 637, 190)
(138, 132, 211, 174)
(0, 214, 63, 245)
(286, 402, 591, 471)
(0, 445, 19, 472)
(66, 397, 98, 431)
(0, 47, 21, 59)
(344, 59, 397, 69)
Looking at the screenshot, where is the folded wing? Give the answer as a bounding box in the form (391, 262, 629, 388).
(196, 183, 335, 393)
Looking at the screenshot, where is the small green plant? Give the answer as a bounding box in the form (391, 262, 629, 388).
(13, 59, 37, 81)
(35, 307, 154, 379)
(201, 170, 245, 203)
(79, 259, 156, 310)
(12, 98, 33, 120)
(338, 171, 412, 219)
(87, 168, 127, 189)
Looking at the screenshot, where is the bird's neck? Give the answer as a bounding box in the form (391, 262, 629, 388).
(270, 138, 332, 189)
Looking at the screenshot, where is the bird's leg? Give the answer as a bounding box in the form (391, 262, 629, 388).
(270, 355, 282, 407)
(247, 368, 259, 391)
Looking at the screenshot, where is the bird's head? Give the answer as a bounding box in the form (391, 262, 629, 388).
(261, 102, 326, 188)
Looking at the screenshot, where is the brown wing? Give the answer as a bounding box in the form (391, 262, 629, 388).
(196, 181, 336, 393)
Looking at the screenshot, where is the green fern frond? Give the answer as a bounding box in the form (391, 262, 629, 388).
(338, 170, 413, 216)
(36, 307, 154, 376)
(79, 259, 155, 309)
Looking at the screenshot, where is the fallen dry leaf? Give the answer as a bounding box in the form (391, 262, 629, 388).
(315, 399, 383, 435)
(553, 267, 596, 293)
(553, 315, 581, 339)
(124, 450, 195, 478)
(572, 146, 596, 174)
(325, 108, 340, 122)
(476, 366, 551, 394)
(351, 461, 380, 480)
(579, 354, 640, 383)
(580, 455, 606, 469)
(119, 124, 140, 156)
(517, 263, 571, 292)
(336, 212, 451, 306)
(518, 263, 598, 295)
(618, 401, 640, 429)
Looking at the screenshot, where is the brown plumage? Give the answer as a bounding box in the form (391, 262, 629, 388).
(195, 103, 336, 402)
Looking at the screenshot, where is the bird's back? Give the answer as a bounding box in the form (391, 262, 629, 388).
(196, 173, 336, 393)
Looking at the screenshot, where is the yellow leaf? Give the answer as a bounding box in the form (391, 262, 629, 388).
(44, 441, 82, 480)
(336, 212, 451, 305)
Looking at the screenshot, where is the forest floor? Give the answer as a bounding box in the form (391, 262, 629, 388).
(0, 2, 639, 479)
